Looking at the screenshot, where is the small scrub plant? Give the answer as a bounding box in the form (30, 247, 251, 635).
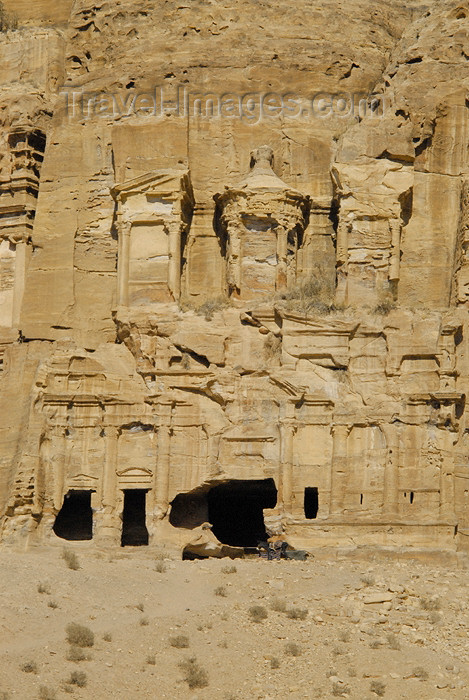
(0, 2, 18, 31)
(214, 586, 227, 597)
(248, 605, 268, 623)
(285, 642, 302, 657)
(286, 607, 308, 620)
(332, 682, 350, 697)
(38, 582, 51, 595)
(103, 632, 112, 642)
(420, 596, 441, 611)
(178, 656, 209, 689)
(62, 548, 80, 571)
(139, 616, 149, 626)
(146, 654, 156, 665)
(270, 597, 287, 613)
(66, 646, 89, 662)
(370, 679, 386, 696)
(387, 633, 400, 650)
(412, 667, 429, 680)
(21, 661, 38, 674)
(369, 639, 382, 649)
(360, 574, 375, 586)
(221, 565, 237, 574)
(68, 671, 87, 688)
(270, 657, 280, 669)
(197, 296, 229, 321)
(136, 602, 145, 612)
(48, 599, 59, 609)
(170, 634, 189, 649)
(38, 687, 56, 700)
(66, 623, 94, 648)
(155, 561, 166, 573)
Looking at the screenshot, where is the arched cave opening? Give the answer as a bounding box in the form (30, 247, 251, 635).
(53, 490, 93, 541)
(207, 478, 277, 547)
(121, 489, 149, 546)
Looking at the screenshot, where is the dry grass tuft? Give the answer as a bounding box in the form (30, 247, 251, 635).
(285, 642, 302, 657)
(65, 623, 94, 648)
(370, 679, 386, 696)
(62, 548, 80, 571)
(21, 661, 38, 674)
(68, 671, 87, 688)
(420, 596, 441, 611)
(178, 656, 209, 689)
(270, 597, 287, 613)
(214, 586, 227, 597)
(48, 599, 58, 609)
(38, 687, 56, 700)
(248, 605, 268, 623)
(139, 616, 149, 626)
(221, 565, 237, 574)
(286, 607, 308, 620)
(38, 582, 51, 595)
(146, 654, 156, 665)
(103, 632, 112, 642)
(170, 635, 190, 649)
(155, 561, 167, 573)
(270, 657, 280, 669)
(66, 646, 89, 662)
(412, 666, 429, 680)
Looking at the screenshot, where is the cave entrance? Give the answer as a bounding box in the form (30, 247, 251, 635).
(53, 490, 93, 541)
(121, 489, 149, 547)
(207, 478, 277, 547)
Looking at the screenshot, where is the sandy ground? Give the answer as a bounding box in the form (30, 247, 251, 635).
(1, 546, 469, 699)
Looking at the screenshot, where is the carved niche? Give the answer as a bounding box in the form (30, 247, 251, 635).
(111, 170, 194, 305)
(215, 146, 310, 301)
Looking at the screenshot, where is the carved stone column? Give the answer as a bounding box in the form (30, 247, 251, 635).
(117, 220, 130, 306)
(167, 222, 181, 300)
(279, 421, 295, 514)
(276, 224, 288, 291)
(440, 434, 457, 522)
(155, 407, 172, 519)
(329, 424, 349, 516)
(382, 423, 399, 518)
(97, 425, 120, 543)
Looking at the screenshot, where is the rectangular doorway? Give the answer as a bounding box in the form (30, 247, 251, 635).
(304, 487, 319, 519)
(121, 489, 149, 546)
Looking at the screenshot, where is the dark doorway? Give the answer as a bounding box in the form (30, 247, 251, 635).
(207, 478, 277, 547)
(53, 490, 93, 540)
(121, 489, 149, 546)
(304, 487, 319, 519)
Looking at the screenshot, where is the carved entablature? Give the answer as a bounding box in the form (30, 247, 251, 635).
(111, 170, 194, 306)
(215, 146, 310, 300)
(405, 391, 465, 429)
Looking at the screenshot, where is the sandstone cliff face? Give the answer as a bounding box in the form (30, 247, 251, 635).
(1, 0, 469, 553)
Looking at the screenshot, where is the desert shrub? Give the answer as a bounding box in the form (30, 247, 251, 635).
(285, 642, 302, 657)
(420, 596, 441, 611)
(374, 301, 396, 315)
(412, 667, 429, 680)
(264, 333, 281, 361)
(38, 687, 56, 700)
(279, 264, 335, 314)
(387, 633, 400, 650)
(139, 616, 149, 626)
(103, 632, 112, 642)
(146, 654, 156, 665)
(170, 635, 189, 649)
(48, 599, 58, 609)
(65, 623, 94, 648)
(62, 548, 80, 570)
(270, 657, 280, 669)
(38, 582, 51, 595)
(21, 661, 38, 673)
(286, 607, 308, 620)
(248, 605, 268, 623)
(197, 296, 229, 321)
(221, 565, 237, 574)
(0, 2, 18, 31)
(155, 561, 166, 573)
(66, 646, 88, 662)
(360, 574, 375, 586)
(178, 657, 209, 689)
(214, 586, 227, 597)
(370, 679, 386, 696)
(270, 597, 287, 613)
(68, 671, 87, 688)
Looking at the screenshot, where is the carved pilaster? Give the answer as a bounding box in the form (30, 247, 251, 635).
(329, 424, 349, 516)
